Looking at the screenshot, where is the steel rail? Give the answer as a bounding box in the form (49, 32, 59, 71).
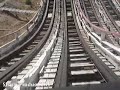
(72, 0, 119, 82)
(99, 0, 120, 32)
(73, 0, 120, 72)
(59, 0, 68, 87)
(111, 0, 120, 12)
(73, 0, 120, 38)
(56, 0, 118, 88)
(106, 0, 120, 18)
(82, 0, 119, 46)
(0, 0, 56, 89)
(59, 0, 106, 87)
(80, 0, 102, 27)
(4, 0, 59, 89)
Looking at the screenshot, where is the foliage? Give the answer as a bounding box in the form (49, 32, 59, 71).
(25, 0, 32, 5)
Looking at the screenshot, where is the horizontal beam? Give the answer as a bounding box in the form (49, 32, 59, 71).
(0, 7, 36, 14)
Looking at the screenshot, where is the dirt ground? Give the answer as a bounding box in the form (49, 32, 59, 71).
(5, 0, 42, 10)
(0, 0, 41, 37)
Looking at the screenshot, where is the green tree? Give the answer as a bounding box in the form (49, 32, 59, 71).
(25, 0, 32, 5)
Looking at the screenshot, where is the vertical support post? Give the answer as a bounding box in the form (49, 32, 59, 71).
(15, 32, 19, 41)
(35, 13, 39, 23)
(0, 48, 1, 57)
(91, 26, 94, 32)
(26, 25, 29, 33)
(118, 38, 120, 45)
(101, 32, 106, 41)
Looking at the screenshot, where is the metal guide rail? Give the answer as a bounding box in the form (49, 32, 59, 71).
(92, 0, 120, 49)
(35, 30, 63, 90)
(55, 0, 118, 87)
(98, 0, 120, 32)
(80, 0, 101, 26)
(100, 0, 120, 21)
(111, 0, 120, 12)
(4, 0, 61, 89)
(73, 0, 120, 58)
(80, 0, 117, 46)
(34, 0, 61, 89)
(91, 0, 119, 46)
(0, 0, 56, 89)
(64, 0, 106, 86)
(73, 0, 120, 82)
(35, 1, 61, 90)
(79, 0, 120, 41)
(74, 0, 120, 47)
(49, 0, 120, 89)
(81, 0, 120, 47)
(55, 0, 120, 90)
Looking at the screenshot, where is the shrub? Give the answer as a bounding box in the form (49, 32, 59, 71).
(25, 0, 32, 5)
